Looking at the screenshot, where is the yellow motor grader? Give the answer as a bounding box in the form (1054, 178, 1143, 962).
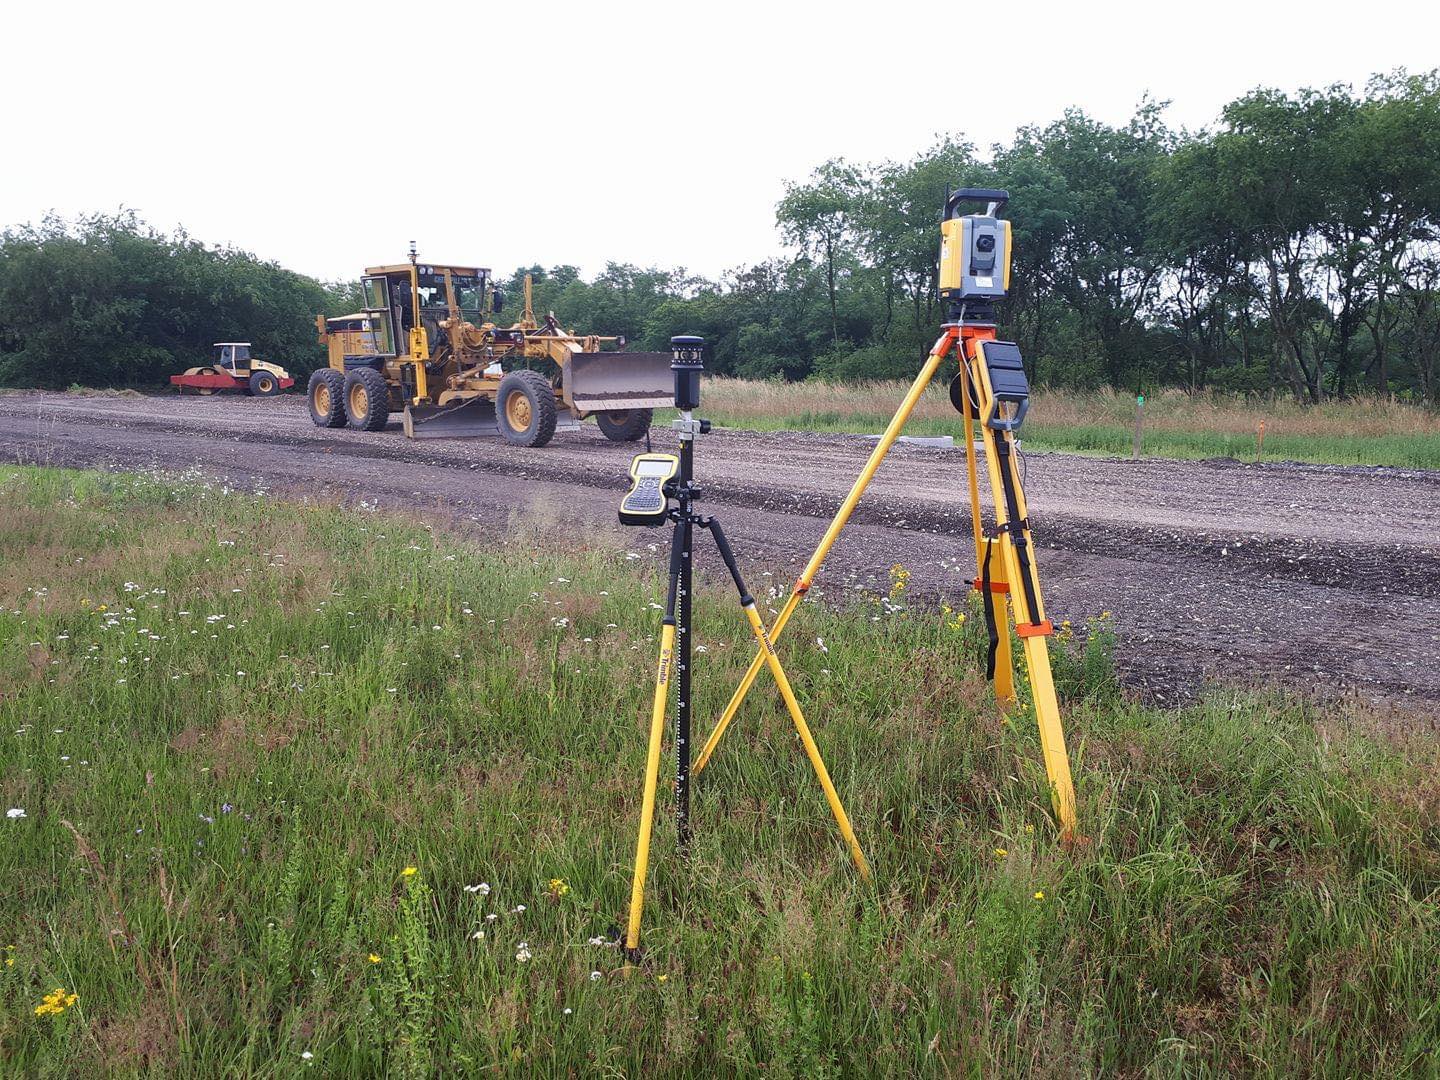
(311, 249, 671, 445)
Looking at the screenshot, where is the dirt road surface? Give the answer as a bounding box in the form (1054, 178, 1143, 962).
(2, 391, 1438, 720)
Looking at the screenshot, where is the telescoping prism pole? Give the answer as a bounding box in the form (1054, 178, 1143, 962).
(694, 189, 1079, 839)
(622, 336, 869, 960)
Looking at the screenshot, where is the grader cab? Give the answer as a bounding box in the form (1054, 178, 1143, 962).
(310, 250, 672, 446)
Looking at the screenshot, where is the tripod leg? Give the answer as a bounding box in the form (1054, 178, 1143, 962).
(984, 539, 1017, 704)
(704, 519, 871, 881)
(972, 389, 1078, 836)
(959, 360, 1015, 703)
(694, 328, 959, 775)
(625, 527, 684, 955)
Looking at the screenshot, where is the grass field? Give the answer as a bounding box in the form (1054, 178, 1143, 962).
(685, 380, 1440, 469)
(2, 467, 1438, 1075)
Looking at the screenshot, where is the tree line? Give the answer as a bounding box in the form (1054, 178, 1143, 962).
(3, 71, 1437, 403)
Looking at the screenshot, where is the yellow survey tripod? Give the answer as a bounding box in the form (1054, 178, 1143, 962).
(693, 189, 1079, 839)
(622, 336, 870, 960)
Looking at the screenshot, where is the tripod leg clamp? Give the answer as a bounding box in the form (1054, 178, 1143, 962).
(970, 578, 1009, 594)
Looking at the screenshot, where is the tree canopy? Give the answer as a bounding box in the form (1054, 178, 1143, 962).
(3, 73, 1438, 403)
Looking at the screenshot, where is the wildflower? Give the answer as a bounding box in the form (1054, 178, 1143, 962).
(515, 943, 532, 962)
(889, 563, 910, 599)
(470, 930, 485, 941)
(1033, 891, 1045, 901)
(563, 1007, 573, 1015)
(587, 936, 606, 946)
(994, 848, 1008, 859)
(816, 636, 828, 654)
(548, 878, 570, 898)
(368, 953, 382, 964)
(301, 1050, 314, 1061)
(512, 904, 526, 914)
(590, 970, 602, 981)
(401, 866, 418, 878)
(1024, 824, 1035, 834)
(221, 803, 234, 814)
(34, 987, 78, 1017)
(657, 974, 668, 983)
(6, 808, 25, 820)
(464, 882, 491, 895)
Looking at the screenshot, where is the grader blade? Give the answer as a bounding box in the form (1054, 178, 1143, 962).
(402, 399, 500, 440)
(567, 351, 674, 412)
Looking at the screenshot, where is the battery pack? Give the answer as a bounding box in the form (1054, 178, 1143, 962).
(979, 341, 1030, 432)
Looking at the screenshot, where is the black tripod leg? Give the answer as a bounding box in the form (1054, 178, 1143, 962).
(703, 518, 753, 604)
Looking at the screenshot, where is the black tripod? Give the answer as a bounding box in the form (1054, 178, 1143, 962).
(623, 337, 870, 959)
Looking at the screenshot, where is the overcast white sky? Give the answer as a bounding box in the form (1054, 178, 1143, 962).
(4, 0, 1436, 283)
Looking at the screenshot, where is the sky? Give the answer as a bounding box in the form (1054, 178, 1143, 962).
(4, 0, 1437, 284)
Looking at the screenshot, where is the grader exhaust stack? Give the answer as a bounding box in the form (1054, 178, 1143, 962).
(311, 258, 673, 447)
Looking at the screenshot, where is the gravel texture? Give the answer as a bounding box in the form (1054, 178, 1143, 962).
(2, 390, 1437, 721)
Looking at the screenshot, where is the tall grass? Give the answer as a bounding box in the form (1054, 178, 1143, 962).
(688, 379, 1440, 468)
(1, 466, 1437, 1075)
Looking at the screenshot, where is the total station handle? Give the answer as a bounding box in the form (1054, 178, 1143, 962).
(944, 187, 1009, 219)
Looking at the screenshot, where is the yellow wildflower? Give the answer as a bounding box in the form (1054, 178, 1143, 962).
(1024, 824, 1035, 834)
(400, 866, 418, 878)
(657, 974, 668, 983)
(367, 953, 382, 964)
(548, 877, 570, 898)
(34, 987, 77, 1017)
(994, 848, 1008, 859)
(889, 563, 910, 599)
(1033, 891, 1045, 901)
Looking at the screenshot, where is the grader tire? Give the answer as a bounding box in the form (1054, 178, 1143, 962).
(308, 369, 347, 428)
(596, 409, 653, 442)
(344, 368, 390, 432)
(497, 370, 558, 447)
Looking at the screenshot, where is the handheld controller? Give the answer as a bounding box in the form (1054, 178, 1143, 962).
(618, 453, 679, 526)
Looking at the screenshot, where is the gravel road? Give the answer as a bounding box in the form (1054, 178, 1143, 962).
(2, 390, 1437, 719)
